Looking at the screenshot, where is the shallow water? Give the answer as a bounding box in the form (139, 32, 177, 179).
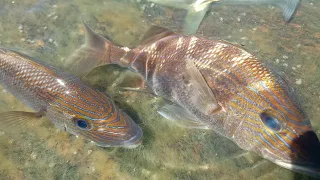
(0, 0, 319, 179)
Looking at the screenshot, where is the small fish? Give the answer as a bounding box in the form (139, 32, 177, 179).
(0, 48, 142, 148)
(66, 23, 320, 176)
(147, 0, 301, 34)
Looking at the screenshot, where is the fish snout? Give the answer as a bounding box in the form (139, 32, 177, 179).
(117, 111, 143, 148)
(292, 131, 320, 165)
(276, 131, 320, 177)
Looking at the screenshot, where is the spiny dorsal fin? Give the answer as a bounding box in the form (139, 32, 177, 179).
(140, 26, 177, 45)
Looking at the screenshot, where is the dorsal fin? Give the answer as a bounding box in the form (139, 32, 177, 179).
(140, 26, 177, 45)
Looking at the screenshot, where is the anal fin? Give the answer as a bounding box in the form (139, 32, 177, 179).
(157, 104, 209, 129)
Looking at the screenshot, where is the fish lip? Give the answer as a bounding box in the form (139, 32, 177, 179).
(121, 125, 143, 148)
(274, 160, 320, 177)
(94, 125, 143, 148)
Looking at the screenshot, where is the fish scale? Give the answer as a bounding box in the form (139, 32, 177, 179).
(66, 23, 320, 176)
(0, 48, 142, 147)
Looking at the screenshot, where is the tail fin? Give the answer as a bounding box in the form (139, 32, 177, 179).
(276, 0, 301, 22)
(65, 22, 131, 77)
(215, 0, 300, 22)
(183, 0, 219, 34)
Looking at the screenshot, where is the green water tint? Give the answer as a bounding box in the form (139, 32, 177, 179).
(0, 0, 320, 179)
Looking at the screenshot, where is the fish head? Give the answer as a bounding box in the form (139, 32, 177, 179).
(227, 71, 320, 176)
(51, 87, 143, 148)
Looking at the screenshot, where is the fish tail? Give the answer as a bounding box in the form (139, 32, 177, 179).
(183, 0, 219, 34)
(66, 22, 132, 77)
(215, 0, 300, 22)
(275, 0, 301, 22)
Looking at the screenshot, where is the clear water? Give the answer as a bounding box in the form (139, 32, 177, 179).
(0, 0, 319, 179)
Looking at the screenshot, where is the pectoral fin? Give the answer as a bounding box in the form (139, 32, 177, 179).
(158, 104, 209, 129)
(184, 0, 219, 34)
(184, 59, 221, 115)
(0, 110, 45, 132)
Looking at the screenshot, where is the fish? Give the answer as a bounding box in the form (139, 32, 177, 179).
(0, 47, 143, 148)
(147, 0, 301, 34)
(66, 22, 320, 176)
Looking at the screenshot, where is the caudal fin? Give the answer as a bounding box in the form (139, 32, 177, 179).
(276, 0, 301, 22)
(65, 22, 130, 77)
(183, 0, 219, 34)
(215, 0, 300, 22)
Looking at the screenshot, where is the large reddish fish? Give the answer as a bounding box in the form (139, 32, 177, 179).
(66, 23, 320, 176)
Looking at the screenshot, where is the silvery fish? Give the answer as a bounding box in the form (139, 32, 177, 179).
(0, 48, 142, 147)
(66, 23, 320, 176)
(147, 0, 301, 34)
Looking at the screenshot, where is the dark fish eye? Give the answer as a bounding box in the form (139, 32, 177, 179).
(260, 111, 283, 132)
(74, 118, 91, 130)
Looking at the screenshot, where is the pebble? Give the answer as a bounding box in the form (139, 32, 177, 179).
(88, 150, 92, 155)
(47, 12, 56, 18)
(31, 152, 37, 159)
(282, 63, 288, 67)
(150, 3, 154, 8)
(295, 79, 302, 85)
(219, 17, 223, 22)
(282, 55, 288, 59)
(44, 26, 48, 30)
(141, 169, 151, 176)
(0, 131, 4, 136)
(275, 59, 279, 63)
(49, 162, 56, 168)
(90, 166, 96, 172)
(73, 151, 77, 155)
(48, 38, 53, 43)
(18, 25, 23, 33)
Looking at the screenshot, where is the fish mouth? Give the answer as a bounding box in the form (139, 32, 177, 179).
(117, 124, 143, 148)
(92, 123, 143, 148)
(274, 130, 320, 177)
(274, 160, 320, 178)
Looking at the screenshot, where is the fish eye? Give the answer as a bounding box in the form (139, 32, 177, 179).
(73, 118, 92, 130)
(260, 111, 283, 132)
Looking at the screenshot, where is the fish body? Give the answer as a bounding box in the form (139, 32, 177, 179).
(147, 0, 301, 34)
(67, 23, 320, 176)
(0, 48, 142, 147)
